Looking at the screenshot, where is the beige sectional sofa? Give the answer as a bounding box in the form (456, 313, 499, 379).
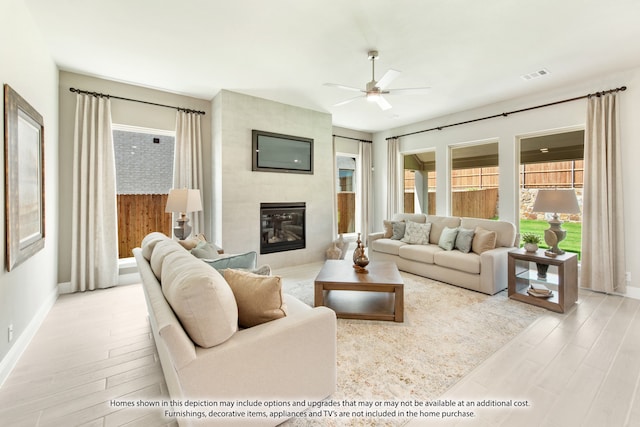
(368, 214, 518, 295)
(133, 233, 337, 426)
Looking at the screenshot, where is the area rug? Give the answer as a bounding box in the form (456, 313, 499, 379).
(280, 270, 546, 426)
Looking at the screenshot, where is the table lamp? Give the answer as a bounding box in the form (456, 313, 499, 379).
(165, 188, 202, 240)
(532, 189, 580, 255)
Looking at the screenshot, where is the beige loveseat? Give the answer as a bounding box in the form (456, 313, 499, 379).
(133, 233, 337, 426)
(368, 214, 518, 295)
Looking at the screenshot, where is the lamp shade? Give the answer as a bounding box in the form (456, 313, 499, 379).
(165, 189, 203, 213)
(532, 189, 580, 214)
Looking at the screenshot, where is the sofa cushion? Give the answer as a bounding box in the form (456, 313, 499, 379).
(461, 218, 516, 248)
(472, 227, 497, 254)
(438, 226, 459, 251)
(401, 221, 431, 245)
(426, 216, 461, 245)
(203, 251, 257, 272)
(455, 227, 475, 253)
(161, 250, 238, 348)
(141, 232, 169, 261)
(434, 250, 481, 274)
(371, 238, 407, 256)
(150, 238, 186, 279)
(398, 243, 441, 264)
(224, 269, 288, 328)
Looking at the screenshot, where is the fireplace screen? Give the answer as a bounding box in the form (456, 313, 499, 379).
(260, 202, 305, 254)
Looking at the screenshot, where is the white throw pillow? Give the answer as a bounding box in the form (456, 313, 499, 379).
(401, 221, 431, 245)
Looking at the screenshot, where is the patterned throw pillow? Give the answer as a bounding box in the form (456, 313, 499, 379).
(401, 221, 431, 245)
(438, 226, 459, 251)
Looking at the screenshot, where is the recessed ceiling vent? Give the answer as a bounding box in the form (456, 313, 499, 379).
(521, 68, 551, 81)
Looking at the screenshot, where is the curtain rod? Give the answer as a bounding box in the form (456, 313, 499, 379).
(333, 134, 372, 143)
(69, 87, 206, 115)
(386, 86, 627, 141)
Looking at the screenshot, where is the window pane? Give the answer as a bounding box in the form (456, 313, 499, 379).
(450, 142, 499, 219)
(404, 151, 436, 214)
(336, 155, 356, 234)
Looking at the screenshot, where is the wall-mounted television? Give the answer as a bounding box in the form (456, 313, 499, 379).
(252, 130, 313, 174)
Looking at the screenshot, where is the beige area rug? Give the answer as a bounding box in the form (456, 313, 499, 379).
(280, 269, 546, 426)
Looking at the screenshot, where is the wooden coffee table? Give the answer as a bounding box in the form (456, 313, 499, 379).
(314, 260, 404, 322)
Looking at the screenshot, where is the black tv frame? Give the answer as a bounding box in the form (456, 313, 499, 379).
(252, 130, 314, 174)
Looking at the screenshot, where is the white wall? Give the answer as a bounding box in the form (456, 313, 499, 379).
(213, 90, 333, 269)
(0, 0, 59, 384)
(57, 71, 212, 284)
(372, 67, 640, 293)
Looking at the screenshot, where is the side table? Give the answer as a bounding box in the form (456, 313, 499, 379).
(508, 248, 578, 313)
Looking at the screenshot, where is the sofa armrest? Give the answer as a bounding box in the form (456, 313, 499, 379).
(479, 246, 515, 295)
(368, 231, 385, 244)
(178, 305, 337, 400)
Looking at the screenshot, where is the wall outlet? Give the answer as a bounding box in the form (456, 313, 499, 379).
(8, 324, 13, 343)
(626, 272, 632, 283)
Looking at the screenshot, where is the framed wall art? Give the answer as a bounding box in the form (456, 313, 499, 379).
(4, 84, 45, 271)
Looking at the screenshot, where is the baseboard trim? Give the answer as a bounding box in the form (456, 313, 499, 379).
(0, 286, 58, 388)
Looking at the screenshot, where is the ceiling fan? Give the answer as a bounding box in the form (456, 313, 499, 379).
(324, 50, 431, 111)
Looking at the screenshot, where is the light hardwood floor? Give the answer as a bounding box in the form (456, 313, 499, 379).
(1, 264, 638, 426)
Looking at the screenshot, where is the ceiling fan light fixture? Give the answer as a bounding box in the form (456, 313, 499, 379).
(366, 92, 380, 102)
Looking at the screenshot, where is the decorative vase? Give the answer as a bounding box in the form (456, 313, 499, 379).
(524, 243, 538, 253)
(352, 233, 363, 264)
(336, 233, 347, 260)
(326, 242, 342, 260)
(536, 263, 549, 280)
(354, 253, 369, 271)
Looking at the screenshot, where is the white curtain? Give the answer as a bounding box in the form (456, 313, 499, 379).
(386, 137, 403, 219)
(70, 94, 118, 292)
(173, 111, 204, 234)
(581, 92, 626, 293)
(358, 141, 372, 245)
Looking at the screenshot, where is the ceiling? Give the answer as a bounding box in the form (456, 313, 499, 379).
(24, 0, 640, 133)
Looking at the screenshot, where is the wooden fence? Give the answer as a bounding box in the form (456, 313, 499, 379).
(337, 192, 355, 234)
(117, 194, 172, 258)
(405, 188, 497, 219)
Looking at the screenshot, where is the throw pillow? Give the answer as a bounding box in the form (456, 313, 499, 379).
(438, 226, 459, 251)
(224, 269, 287, 328)
(190, 240, 220, 260)
(472, 227, 498, 254)
(203, 251, 257, 272)
(401, 221, 431, 245)
(383, 220, 395, 238)
(455, 227, 475, 253)
(391, 222, 406, 240)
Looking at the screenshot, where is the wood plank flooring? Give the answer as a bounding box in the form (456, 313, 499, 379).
(1, 263, 638, 426)
(0, 284, 177, 427)
(407, 287, 640, 427)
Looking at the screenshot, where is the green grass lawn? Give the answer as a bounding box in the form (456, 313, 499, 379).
(519, 219, 582, 258)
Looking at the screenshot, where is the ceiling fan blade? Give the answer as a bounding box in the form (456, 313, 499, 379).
(333, 95, 363, 107)
(376, 69, 401, 90)
(375, 95, 392, 111)
(323, 83, 363, 93)
(387, 87, 432, 95)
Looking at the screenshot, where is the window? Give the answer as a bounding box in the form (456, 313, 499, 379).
(112, 124, 175, 258)
(404, 151, 436, 214)
(450, 142, 499, 219)
(519, 130, 584, 257)
(336, 154, 357, 234)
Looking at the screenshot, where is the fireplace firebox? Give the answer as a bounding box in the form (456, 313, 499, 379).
(260, 202, 306, 254)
